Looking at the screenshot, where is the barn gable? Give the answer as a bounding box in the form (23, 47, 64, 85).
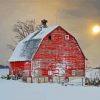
(9, 26, 59, 62)
(9, 25, 85, 62)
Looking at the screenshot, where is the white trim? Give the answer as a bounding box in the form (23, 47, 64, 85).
(65, 35, 69, 40)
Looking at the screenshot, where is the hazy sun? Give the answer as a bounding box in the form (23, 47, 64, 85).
(92, 25, 100, 35)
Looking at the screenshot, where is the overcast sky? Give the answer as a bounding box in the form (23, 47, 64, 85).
(0, 0, 100, 67)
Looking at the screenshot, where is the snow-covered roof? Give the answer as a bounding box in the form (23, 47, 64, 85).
(9, 25, 59, 62)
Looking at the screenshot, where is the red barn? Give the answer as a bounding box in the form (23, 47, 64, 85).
(9, 21, 85, 81)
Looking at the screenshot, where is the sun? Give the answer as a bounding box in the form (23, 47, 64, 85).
(92, 25, 100, 35)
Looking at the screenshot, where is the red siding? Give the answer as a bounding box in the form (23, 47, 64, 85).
(10, 61, 31, 76)
(32, 27, 85, 77)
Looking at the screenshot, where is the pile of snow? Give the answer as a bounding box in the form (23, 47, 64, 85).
(86, 68, 100, 79)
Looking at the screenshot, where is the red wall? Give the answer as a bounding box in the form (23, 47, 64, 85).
(32, 26, 85, 77)
(10, 61, 31, 76)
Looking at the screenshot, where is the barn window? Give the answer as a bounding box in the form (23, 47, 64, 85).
(48, 35, 52, 40)
(72, 70, 84, 76)
(65, 35, 69, 40)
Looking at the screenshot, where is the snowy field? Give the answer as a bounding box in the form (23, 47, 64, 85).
(86, 68, 100, 79)
(0, 69, 100, 100)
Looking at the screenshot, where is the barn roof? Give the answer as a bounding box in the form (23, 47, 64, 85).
(9, 25, 59, 62)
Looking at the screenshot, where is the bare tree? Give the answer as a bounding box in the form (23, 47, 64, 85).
(7, 44, 15, 51)
(14, 20, 36, 42)
(8, 19, 41, 51)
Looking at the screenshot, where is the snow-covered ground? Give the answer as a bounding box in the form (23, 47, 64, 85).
(0, 69, 100, 100)
(86, 68, 100, 79)
(0, 69, 9, 76)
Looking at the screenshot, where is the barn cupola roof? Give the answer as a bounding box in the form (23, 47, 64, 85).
(41, 19, 48, 28)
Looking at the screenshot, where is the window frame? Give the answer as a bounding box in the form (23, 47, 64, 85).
(65, 35, 69, 40)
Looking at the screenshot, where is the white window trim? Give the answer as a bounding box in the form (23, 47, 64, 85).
(65, 35, 69, 40)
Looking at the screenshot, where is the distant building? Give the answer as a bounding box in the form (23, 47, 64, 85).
(9, 20, 86, 82)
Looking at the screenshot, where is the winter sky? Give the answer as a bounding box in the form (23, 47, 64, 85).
(0, 0, 100, 67)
